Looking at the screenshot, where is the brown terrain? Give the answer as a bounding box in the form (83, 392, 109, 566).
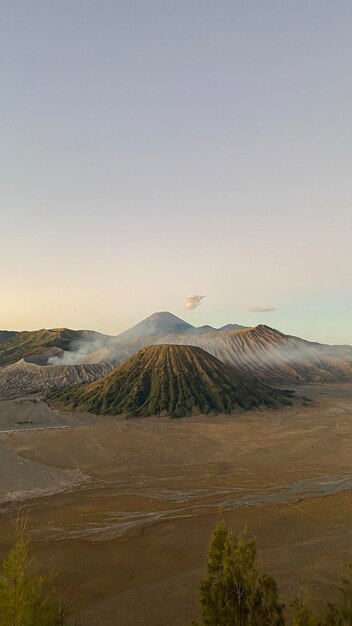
(1, 314, 352, 624)
(0, 358, 113, 399)
(0, 385, 352, 624)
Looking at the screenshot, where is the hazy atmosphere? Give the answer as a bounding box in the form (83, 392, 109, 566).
(1, 1, 352, 343)
(2, 5, 352, 626)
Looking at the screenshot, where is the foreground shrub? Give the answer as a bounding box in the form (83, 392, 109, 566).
(195, 522, 352, 626)
(0, 522, 78, 626)
(291, 588, 322, 626)
(195, 521, 284, 625)
(325, 564, 352, 625)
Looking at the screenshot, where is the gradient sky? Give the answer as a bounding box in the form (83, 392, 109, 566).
(1, 1, 351, 344)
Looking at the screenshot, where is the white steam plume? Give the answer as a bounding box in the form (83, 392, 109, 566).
(47, 333, 115, 366)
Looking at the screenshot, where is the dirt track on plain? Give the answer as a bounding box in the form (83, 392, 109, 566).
(0, 386, 352, 624)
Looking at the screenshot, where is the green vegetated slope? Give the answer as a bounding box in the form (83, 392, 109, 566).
(0, 329, 74, 367)
(0, 328, 103, 368)
(0, 331, 18, 345)
(52, 344, 292, 417)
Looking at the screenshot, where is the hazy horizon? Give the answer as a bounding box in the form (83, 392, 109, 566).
(2, 308, 352, 348)
(1, 1, 351, 344)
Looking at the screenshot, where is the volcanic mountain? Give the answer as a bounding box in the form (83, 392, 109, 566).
(100, 314, 352, 384)
(114, 311, 245, 341)
(0, 357, 113, 399)
(116, 311, 193, 339)
(158, 325, 352, 385)
(2, 312, 352, 398)
(51, 344, 292, 417)
(0, 328, 114, 398)
(0, 315, 247, 397)
(0, 328, 110, 368)
(0, 314, 245, 370)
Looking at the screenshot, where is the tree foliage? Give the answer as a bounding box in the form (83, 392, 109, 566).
(325, 564, 352, 625)
(0, 523, 77, 626)
(197, 522, 284, 625)
(196, 522, 352, 626)
(291, 588, 322, 626)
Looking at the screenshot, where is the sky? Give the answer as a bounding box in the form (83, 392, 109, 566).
(1, 1, 351, 344)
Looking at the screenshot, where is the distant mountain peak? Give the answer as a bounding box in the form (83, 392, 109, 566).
(116, 311, 193, 340)
(218, 323, 246, 332)
(116, 312, 248, 340)
(145, 311, 191, 325)
(254, 324, 285, 337)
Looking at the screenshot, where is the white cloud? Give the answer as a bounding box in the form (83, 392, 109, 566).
(185, 294, 205, 310)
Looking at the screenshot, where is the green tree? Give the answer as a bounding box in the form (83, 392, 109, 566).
(0, 524, 77, 626)
(326, 564, 352, 625)
(251, 574, 285, 626)
(198, 521, 230, 625)
(291, 588, 322, 626)
(196, 521, 284, 625)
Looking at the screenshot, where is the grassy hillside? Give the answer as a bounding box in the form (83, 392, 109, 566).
(0, 328, 91, 367)
(52, 344, 293, 417)
(0, 331, 18, 345)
